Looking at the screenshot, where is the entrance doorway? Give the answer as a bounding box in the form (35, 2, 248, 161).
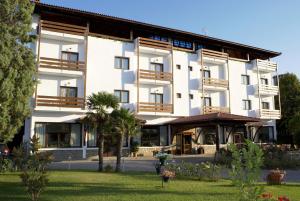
(175, 132, 192, 155)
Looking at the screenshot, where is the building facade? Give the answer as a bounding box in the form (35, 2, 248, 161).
(24, 2, 281, 160)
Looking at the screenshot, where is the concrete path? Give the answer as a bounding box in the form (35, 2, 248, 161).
(48, 155, 300, 182)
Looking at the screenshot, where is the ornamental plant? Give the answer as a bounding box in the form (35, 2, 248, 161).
(229, 139, 264, 201)
(155, 152, 170, 166)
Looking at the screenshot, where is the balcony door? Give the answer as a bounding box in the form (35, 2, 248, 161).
(204, 97, 212, 106)
(260, 78, 269, 85)
(61, 51, 79, 63)
(60, 86, 78, 106)
(150, 63, 163, 72)
(203, 70, 211, 78)
(150, 93, 163, 104)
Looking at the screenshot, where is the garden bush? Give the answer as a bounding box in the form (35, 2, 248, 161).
(165, 161, 221, 181)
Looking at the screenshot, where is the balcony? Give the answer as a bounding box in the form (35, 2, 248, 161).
(252, 59, 277, 73)
(138, 69, 172, 85)
(203, 106, 230, 114)
(136, 37, 172, 55)
(38, 57, 86, 76)
(255, 84, 279, 96)
(138, 102, 173, 113)
(40, 20, 86, 42)
(259, 109, 281, 119)
(199, 49, 228, 64)
(36, 95, 85, 109)
(203, 78, 229, 90)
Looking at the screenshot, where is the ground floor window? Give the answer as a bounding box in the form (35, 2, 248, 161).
(140, 126, 168, 146)
(87, 126, 129, 147)
(35, 123, 82, 148)
(254, 126, 274, 143)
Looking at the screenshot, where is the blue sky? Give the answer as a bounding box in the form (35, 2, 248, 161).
(42, 0, 300, 77)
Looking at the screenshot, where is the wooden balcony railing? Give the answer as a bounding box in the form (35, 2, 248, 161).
(138, 37, 172, 50)
(39, 57, 86, 72)
(201, 49, 229, 60)
(36, 95, 85, 108)
(203, 78, 229, 88)
(40, 20, 87, 36)
(257, 84, 279, 95)
(260, 109, 281, 119)
(138, 102, 173, 113)
(256, 59, 277, 72)
(203, 106, 230, 114)
(139, 69, 172, 82)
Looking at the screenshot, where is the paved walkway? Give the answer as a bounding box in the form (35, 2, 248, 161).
(48, 155, 300, 182)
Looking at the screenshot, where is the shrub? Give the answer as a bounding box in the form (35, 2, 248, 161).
(104, 164, 113, 172)
(0, 158, 13, 172)
(165, 161, 221, 181)
(130, 141, 139, 156)
(16, 136, 53, 201)
(263, 145, 300, 169)
(229, 140, 264, 201)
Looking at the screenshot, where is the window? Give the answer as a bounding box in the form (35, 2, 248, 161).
(150, 63, 163, 72)
(241, 75, 250, 85)
(176, 93, 182, 98)
(188, 66, 193, 71)
(149, 35, 168, 42)
(253, 126, 274, 143)
(114, 90, 129, 103)
(35, 123, 82, 148)
(140, 126, 168, 146)
(204, 97, 211, 106)
(176, 64, 181, 70)
(60, 86, 77, 98)
(242, 100, 252, 110)
(150, 93, 163, 104)
(262, 102, 270, 109)
(203, 70, 211, 78)
(260, 78, 269, 85)
(173, 39, 193, 49)
(61, 51, 79, 62)
(189, 94, 194, 99)
(114, 57, 129, 70)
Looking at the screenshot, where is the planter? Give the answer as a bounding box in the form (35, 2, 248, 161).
(162, 176, 170, 182)
(267, 169, 286, 185)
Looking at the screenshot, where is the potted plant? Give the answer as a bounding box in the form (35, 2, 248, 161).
(155, 152, 170, 166)
(160, 169, 175, 187)
(130, 141, 139, 157)
(266, 169, 286, 185)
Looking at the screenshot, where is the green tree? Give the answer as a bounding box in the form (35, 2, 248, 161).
(111, 108, 140, 172)
(288, 113, 300, 146)
(229, 140, 264, 201)
(0, 0, 37, 143)
(277, 73, 300, 145)
(84, 92, 119, 172)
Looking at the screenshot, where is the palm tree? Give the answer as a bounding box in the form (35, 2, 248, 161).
(85, 92, 119, 172)
(111, 108, 141, 172)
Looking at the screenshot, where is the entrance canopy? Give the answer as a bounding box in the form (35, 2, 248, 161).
(167, 112, 261, 128)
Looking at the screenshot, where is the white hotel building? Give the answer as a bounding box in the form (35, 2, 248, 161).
(24, 2, 281, 160)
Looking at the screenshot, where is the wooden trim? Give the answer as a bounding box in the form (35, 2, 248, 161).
(138, 102, 173, 113)
(203, 106, 230, 114)
(36, 95, 85, 108)
(139, 69, 172, 81)
(40, 20, 86, 36)
(173, 46, 195, 53)
(39, 57, 86, 71)
(84, 22, 89, 109)
(201, 48, 229, 60)
(203, 77, 229, 88)
(89, 32, 132, 42)
(35, 18, 42, 108)
(138, 37, 172, 50)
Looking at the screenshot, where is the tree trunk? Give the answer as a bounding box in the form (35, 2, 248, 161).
(115, 134, 123, 172)
(98, 132, 104, 172)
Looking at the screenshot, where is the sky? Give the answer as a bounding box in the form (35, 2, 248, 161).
(42, 0, 300, 77)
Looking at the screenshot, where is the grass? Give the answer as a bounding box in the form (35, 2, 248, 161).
(0, 170, 299, 201)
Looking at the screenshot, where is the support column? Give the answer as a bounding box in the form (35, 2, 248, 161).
(215, 124, 221, 152)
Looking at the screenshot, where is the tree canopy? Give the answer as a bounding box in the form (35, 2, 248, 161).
(0, 0, 36, 143)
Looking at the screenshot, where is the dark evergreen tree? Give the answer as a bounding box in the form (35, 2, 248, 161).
(0, 0, 36, 143)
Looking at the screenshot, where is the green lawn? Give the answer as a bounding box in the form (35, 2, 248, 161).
(0, 171, 299, 201)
